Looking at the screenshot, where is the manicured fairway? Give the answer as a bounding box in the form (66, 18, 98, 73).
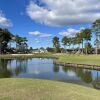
(56, 54, 100, 65)
(1, 53, 100, 65)
(0, 78, 100, 100)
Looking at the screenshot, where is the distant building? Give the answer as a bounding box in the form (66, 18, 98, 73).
(32, 49, 48, 53)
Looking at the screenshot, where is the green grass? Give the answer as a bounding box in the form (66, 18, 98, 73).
(56, 54, 100, 65)
(1, 53, 100, 65)
(0, 78, 100, 100)
(0, 53, 54, 59)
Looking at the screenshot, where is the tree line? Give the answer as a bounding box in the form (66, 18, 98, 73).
(0, 19, 100, 54)
(0, 28, 28, 54)
(52, 19, 100, 54)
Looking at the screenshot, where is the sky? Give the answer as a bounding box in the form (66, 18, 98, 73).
(0, 0, 100, 48)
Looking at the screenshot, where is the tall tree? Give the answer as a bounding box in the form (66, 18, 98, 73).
(92, 19, 100, 54)
(0, 28, 12, 54)
(15, 35, 28, 53)
(52, 36, 60, 53)
(61, 36, 69, 52)
(70, 37, 76, 52)
(67, 37, 72, 50)
(75, 32, 82, 52)
(82, 29, 92, 54)
(79, 30, 85, 54)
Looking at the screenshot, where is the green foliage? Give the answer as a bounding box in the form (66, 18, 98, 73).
(62, 36, 69, 47)
(0, 28, 12, 53)
(82, 29, 92, 41)
(85, 42, 92, 54)
(46, 47, 54, 53)
(52, 36, 61, 53)
(0, 28, 28, 54)
(92, 19, 100, 32)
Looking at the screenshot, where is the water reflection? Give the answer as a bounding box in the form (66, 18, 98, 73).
(0, 59, 27, 78)
(0, 59, 12, 78)
(0, 58, 100, 89)
(53, 63, 59, 73)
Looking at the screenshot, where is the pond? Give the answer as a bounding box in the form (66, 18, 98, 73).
(0, 58, 100, 89)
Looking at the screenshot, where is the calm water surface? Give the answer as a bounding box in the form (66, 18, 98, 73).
(0, 58, 100, 89)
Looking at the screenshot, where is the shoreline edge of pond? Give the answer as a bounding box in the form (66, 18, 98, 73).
(0, 53, 100, 70)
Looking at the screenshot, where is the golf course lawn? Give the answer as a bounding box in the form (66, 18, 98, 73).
(32, 53, 100, 65)
(0, 78, 100, 100)
(56, 54, 100, 65)
(1, 53, 100, 65)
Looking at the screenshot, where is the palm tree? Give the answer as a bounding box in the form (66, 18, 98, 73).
(71, 37, 76, 52)
(92, 19, 100, 54)
(79, 30, 85, 54)
(52, 36, 60, 53)
(61, 36, 69, 52)
(21, 37, 28, 53)
(67, 37, 72, 50)
(82, 29, 92, 54)
(75, 33, 82, 52)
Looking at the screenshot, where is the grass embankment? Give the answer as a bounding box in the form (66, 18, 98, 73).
(0, 53, 100, 65)
(0, 53, 54, 59)
(55, 54, 100, 65)
(0, 78, 100, 100)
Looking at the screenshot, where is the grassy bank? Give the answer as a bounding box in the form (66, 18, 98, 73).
(55, 54, 100, 65)
(0, 78, 100, 100)
(0, 53, 100, 66)
(0, 53, 54, 59)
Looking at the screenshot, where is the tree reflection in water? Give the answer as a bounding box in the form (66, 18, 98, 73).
(53, 63, 59, 73)
(0, 59, 12, 78)
(54, 64, 93, 83)
(15, 59, 27, 75)
(0, 59, 28, 78)
(0, 58, 100, 89)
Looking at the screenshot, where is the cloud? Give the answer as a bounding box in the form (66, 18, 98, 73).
(29, 31, 41, 36)
(0, 10, 12, 27)
(59, 28, 81, 37)
(29, 31, 52, 38)
(26, 0, 100, 26)
(34, 39, 40, 43)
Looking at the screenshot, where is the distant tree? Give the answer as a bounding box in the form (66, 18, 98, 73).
(52, 36, 61, 53)
(15, 35, 28, 53)
(0, 28, 12, 54)
(92, 19, 100, 54)
(82, 29, 92, 54)
(75, 32, 82, 52)
(67, 37, 72, 50)
(61, 36, 69, 52)
(79, 30, 85, 53)
(85, 42, 92, 54)
(40, 47, 44, 50)
(71, 37, 78, 52)
(46, 47, 54, 53)
(29, 47, 33, 51)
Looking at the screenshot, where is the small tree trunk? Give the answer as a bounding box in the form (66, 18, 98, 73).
(73, 44, 74, 52)
(82, 40, 84, 54)
(0, 42, 3, 54)
(96, 45, 98, 55)
(86, 41, 88, 54)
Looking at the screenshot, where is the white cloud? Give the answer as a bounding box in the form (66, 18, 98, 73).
(59, 28, 81, 37)
(39, 34, 52, 38)
(34, 39, 40, 43)
(29, 31, 41, 36)
(26, 0, 100, 26)
(29, 31, 52, 38)
(0, 10, 12, 27)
